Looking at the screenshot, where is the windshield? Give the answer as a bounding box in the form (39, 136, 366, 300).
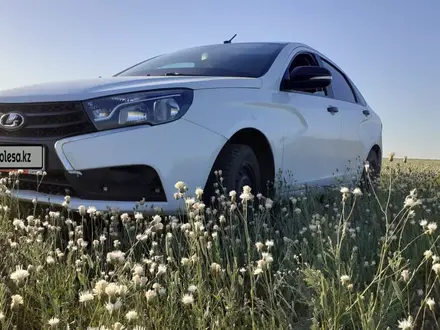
(115, 43, 287, 78)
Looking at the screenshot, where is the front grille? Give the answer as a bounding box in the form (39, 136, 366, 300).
(0, 102, 97, 138)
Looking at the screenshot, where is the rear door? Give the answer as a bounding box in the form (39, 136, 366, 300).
(317, 56, 368, 183)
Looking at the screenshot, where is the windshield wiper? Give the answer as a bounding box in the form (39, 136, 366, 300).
(127, 72, 213, 77)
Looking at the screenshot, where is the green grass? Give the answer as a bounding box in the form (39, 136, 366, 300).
(0, 157, 440, 329)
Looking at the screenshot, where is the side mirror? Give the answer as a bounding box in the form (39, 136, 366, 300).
(288, 66, 332, 90)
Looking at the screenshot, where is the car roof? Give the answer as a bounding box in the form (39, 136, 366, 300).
(200, 41, 313, 53)
(195, 41, 304, 47)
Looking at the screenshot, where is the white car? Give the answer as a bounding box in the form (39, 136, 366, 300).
(0, 42, 382, 214)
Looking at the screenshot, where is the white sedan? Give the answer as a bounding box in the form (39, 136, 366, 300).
(0, 41, 382, 213)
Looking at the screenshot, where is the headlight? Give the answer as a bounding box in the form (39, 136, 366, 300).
(83, 89, 193, 131)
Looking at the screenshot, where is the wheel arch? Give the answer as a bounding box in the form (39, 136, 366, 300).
(371, 144, 382, 167)
(204, 127, 276, 196)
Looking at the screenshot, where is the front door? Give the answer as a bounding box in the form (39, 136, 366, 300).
(275, 50, 344, 191)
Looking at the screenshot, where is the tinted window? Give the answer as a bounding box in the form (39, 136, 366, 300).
(321, 58, 356, 103)
(116, 43, 287, 78)
(350, 80, 367, 106)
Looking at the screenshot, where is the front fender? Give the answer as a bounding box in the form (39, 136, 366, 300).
(183, 89, 310, 175)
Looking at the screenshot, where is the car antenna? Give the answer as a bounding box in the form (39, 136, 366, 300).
(223, 34, 237, 44)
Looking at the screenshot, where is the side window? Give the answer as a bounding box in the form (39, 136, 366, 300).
(282, 53, 327, 96)
(320, 58, 356, 103)
(350, 80, 367, 106)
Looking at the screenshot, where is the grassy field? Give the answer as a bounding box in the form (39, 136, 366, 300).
(0, 157, 440, 329)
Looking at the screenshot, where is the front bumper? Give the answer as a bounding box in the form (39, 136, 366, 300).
(2, 118, 226, 214)
(14, 165, 167, 202)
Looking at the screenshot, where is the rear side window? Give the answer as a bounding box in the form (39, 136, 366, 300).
(350, 80, 367, 106)
(320, 58, 356, 104)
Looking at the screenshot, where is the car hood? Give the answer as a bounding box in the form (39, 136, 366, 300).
(0, 76, 262, 103)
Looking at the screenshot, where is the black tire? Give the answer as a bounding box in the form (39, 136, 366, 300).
(204, 144, 262, 203)
(361, 149, 381, 191)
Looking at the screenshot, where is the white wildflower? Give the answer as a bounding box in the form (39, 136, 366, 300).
(353, 187, 362, 196)
(120, 213, 130, 223)
(78, 205, 86, 216)
(133, 265, 144, 277)
(93, 279, 108, 297)
(156, 264, 167, 276)
(340, 187, 350, 195)
(211, 262, 221, 274)
(10, 266, 30, 285)
(397, 316, 413, 330)
(105, 283, 122, 297)
(10, 294, 24, 310)
(265, 198, 273, 209)
(107, 250, 125, 265)
(181, 293, 194, 305)
(174, 181, 187, 193)
(255, 242, 264, 252)
(432, 263, 440, 275)
(46, 256, 56, 265)
(426, 297, 435, 311)
(125, 310, 138, 321)
(340, 275, 351, 286)
(240, 185, 253, 202)
(106, 298, 122, 313)
(426, 222, 437, 235)
(401, 269, 410, 282)
(113, 322, 124, 330)
(12, 219, 25, 230)
(49, 211, 60, 219)
(79, 291, 94, 303)
(146, 214, 158, 223)
(145, 289, 157, 302)
(48, 317, 60, 327)
(181, 257, 190, 266)
(424, 250, 433, 259)
(404, 197, 421, 208)
(195, 187, 203, 199)
(262, 252, 274, 264)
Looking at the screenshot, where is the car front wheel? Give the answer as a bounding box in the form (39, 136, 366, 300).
(205, 144, 262, 202)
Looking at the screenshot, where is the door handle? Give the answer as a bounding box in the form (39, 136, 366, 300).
(327, 106, 339, 114)
(362, 109, 371, 116)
